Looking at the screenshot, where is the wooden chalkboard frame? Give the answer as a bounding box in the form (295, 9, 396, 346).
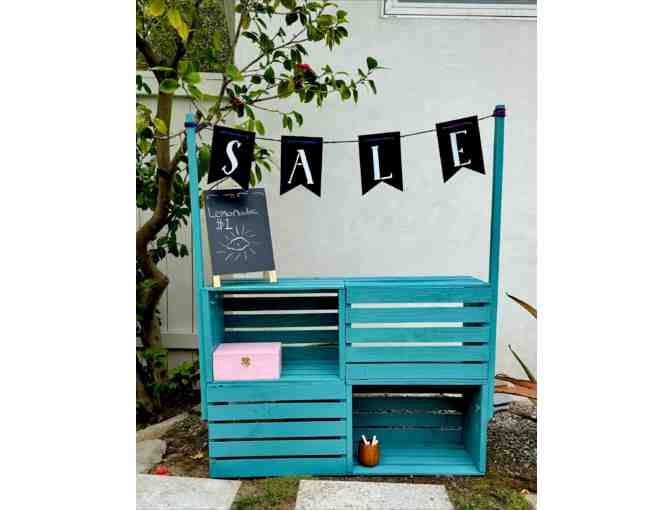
(202, 188, 277, 286)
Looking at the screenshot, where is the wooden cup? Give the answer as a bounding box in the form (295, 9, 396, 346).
(357, 440, 380, 467)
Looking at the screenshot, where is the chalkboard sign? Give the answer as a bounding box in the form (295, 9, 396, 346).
(204, 189, 276, 276)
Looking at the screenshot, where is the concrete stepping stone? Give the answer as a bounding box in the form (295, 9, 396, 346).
(295, 480, 454, 510)
(136, 475, 241, 510)
(136, 412, 189, 442)
(136, 439, 167, 473)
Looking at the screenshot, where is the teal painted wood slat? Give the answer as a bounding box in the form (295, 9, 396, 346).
(282, 345, 338, 361)
(487, 104, 506, 419)
(222, 296, 339, 311)
(354, 413, 462, 428)
(338, 289, 346, 380)
(209, 420, 346, 440)
(210, 438, 346, 458)
(347, 326, 490, 343)
(185, 113, 208, 418)
(224, 312, 338, 328)
(207, 381, 346, 402)
(346, 345, 489, 363)
(348, 378, 487, 387)
(347, 286, 492, 304)
(352, 464, 481, 476)
(354, 447, 472, 465)
(208, 279, 345, 292)
(210, 457, 346, 478)
(353, 396, 464, 412)
(219, 329, 338, 343)
(345, 276, 486, 286)
(347, 306, 490, 324)
(463, 385, 488, 472)
(346, 384, 353, 471)
(347, 363, 488, 381)
(207, 401, 346, 421)
(353, 428, 462, 445)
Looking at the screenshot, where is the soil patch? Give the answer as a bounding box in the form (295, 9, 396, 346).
(136, 395, 200, 430)
(159, 412, 209, 478)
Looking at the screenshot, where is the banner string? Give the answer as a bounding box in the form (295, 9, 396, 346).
(210, 113, 493, 144)
(156, 113, 493, 142)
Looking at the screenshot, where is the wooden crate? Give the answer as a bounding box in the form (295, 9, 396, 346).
(345, 279, 492, 383)
(350, 384, 488, 475)
(207, 381, 348, 478)
(204, 284, 346, 383)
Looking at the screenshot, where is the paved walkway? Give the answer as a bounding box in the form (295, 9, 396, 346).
(294, 480, 454, 510)
(136, 475, 241, 510)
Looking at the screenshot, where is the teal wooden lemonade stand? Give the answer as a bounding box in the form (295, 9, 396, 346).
(185, 105, 506, 478)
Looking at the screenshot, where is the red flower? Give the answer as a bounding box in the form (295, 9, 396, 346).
(152, 465, 171, 476)
(295, 63, 314, 74)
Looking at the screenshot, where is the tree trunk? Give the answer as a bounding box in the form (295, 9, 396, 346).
(137, 357, 155, 414)
(136, 90, 176, 408)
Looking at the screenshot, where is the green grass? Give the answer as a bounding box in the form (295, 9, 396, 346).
(232, 476, 303, 510)
(448, 478, 532, 510)
(231, 474, 533, 510)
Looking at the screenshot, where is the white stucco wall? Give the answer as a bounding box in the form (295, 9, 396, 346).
(142, 1, 537, 377)
(235, 2, 537, 376)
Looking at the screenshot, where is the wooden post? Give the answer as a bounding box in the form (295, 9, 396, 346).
(185, 113, 209, 420)
(487, 104, 506, 420)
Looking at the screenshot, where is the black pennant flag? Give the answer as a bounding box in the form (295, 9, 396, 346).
(280, 136, 323, 197)
(358, 132, 403, 196)
(436, 116, 485, 182)
(208, 126, 255, 190)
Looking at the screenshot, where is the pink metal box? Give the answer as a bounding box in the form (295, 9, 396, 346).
(213, 342, 281, 381)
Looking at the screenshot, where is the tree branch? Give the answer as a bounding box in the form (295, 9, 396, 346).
(136, 33, 161, 69)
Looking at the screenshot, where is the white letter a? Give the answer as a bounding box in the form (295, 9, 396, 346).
(288, 149, 314, 185)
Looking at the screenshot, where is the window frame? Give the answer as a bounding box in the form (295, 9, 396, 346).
(380, 0, 537, 20)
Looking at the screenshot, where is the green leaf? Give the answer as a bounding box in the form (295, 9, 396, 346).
(149, 66, 176, 73)
(263, 66, 275, 84)
(506, 293, 538, 319)
(337, 9, 347, 21)
(241, 13, 251, 30)
(255, 120, 265, 135)
(339, 86, 351, 101)
(317, 14, 335, 26)
(212, 31, 222, 51)
(368, 79, 377, 94)
(242, 31, 258, 43)
(508, 344, 537, 383)
(366, 57, 378, 71)
(277, 78, 295, 98)
(183, 72, 201, 85)
(292, 111, 303, 126)
(285, 12, 298, 25)
(280, 0, 297, 10)
(255, 165, 262, 183)
(146, 0, 166, 17)
(197, 145, 210, 182)
(159, 78, 179, 94)
(166, 7, 189, 42)
(186, 83, 203, 100)
(226, 63, 244, 81)
(152, 117, 167, 134)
